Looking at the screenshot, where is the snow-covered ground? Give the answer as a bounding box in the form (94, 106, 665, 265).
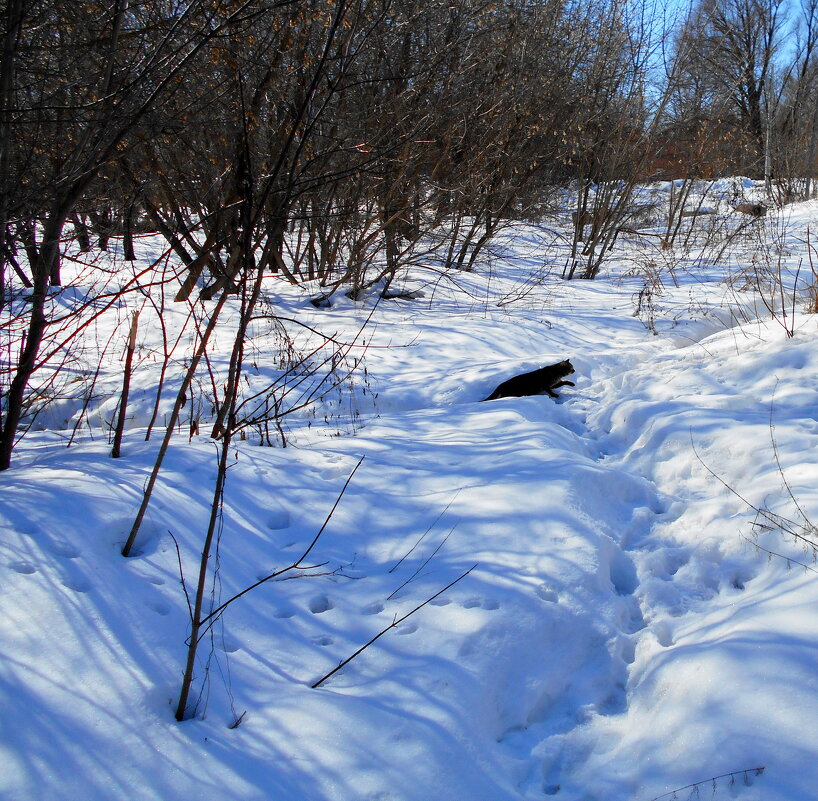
(2, 182, 818, 800)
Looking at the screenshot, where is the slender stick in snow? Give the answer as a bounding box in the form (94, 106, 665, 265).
(122, 291, 229, 557)
(311, 564, 478, 689)
(111, 310, 139, 458)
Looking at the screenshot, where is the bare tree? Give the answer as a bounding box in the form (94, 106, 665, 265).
(0, 0, 275, 470)
(677, 0, 786, 175)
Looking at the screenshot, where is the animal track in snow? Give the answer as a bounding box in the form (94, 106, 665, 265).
(362, 602, 384, 615)
(218, 635, 241, 653)
(266, 510, 291, 530)
(61, 577, 90, 593)
(309, 595, 334, 614)
(728, 565, 756, 592)
(536, 584, 559, 603)
(598, 685, 627, 716)
(619, 636, 637, 665)
(623, 597, 646, 634)
(651, 620, 674, 647)
(609, 549, 639, 596)
(429, 596, 451, 606)
(272, 606, 296, 619)
(313, 635, 334, 646)
(665, 550, 690, 578)
(48, 542, 81, 559)
(145, 599, 170, 616)
(320, 468, 349, 481)
(319, 458, 349, 481)
(396, 622, 418, 635)
(461, 597, 500, 610)
(9, 561, 36, 575)
(524, 689, 555, 726)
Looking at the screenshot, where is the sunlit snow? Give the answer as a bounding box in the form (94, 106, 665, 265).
(2, 181, 817, 801)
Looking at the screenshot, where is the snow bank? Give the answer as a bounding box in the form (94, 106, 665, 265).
(2, 191, 818, 801)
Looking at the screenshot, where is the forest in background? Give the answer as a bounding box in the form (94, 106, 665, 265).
(3, 0, 818, 472)
(4, 5, 818, 778)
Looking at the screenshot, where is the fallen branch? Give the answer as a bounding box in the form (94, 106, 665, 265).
(739, 532, 818, 575)
(311, 563, 478, 689)
(690, 434, 817, 553)
(198, 455, 365, 629)
(111, 310, 139, 458)
(389, 489, 462, 573)
(386, 523, 458, 601)
(647, 766, 764, 801)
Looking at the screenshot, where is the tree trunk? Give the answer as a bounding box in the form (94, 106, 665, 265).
(0, 0, 23, 316)
(111, 311, 139, 458)
(0, 212, 64, 470)
(121, 291, 229, 556)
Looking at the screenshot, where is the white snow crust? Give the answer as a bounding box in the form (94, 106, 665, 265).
(2, 181, 817, 801)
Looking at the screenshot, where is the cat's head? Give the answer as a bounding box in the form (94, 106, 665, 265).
(557, 359, 575, 376)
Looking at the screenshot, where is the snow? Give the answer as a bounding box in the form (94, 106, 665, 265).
(2, 181, 818, 800)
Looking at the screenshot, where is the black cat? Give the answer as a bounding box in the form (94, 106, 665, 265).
(482, 359, 576, 401)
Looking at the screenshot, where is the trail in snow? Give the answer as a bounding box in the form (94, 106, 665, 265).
(3, 188, 818, 801)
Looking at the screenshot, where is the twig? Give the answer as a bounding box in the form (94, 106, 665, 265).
(311, 563, 478, 689)
(740, 532, 818, 574)
(111, 309, 139, 458)
(690, 433, 817, 551)
(168, 529, 193, 622)
(647, 767, 764, 801)
(768, 382, 813, 530)
(389, 489, 462, 573)
(198, 456, 365, 627)
(66, 323, 119, 448)
(228, 710, 247, 730)
(386, 522, 458, 601)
